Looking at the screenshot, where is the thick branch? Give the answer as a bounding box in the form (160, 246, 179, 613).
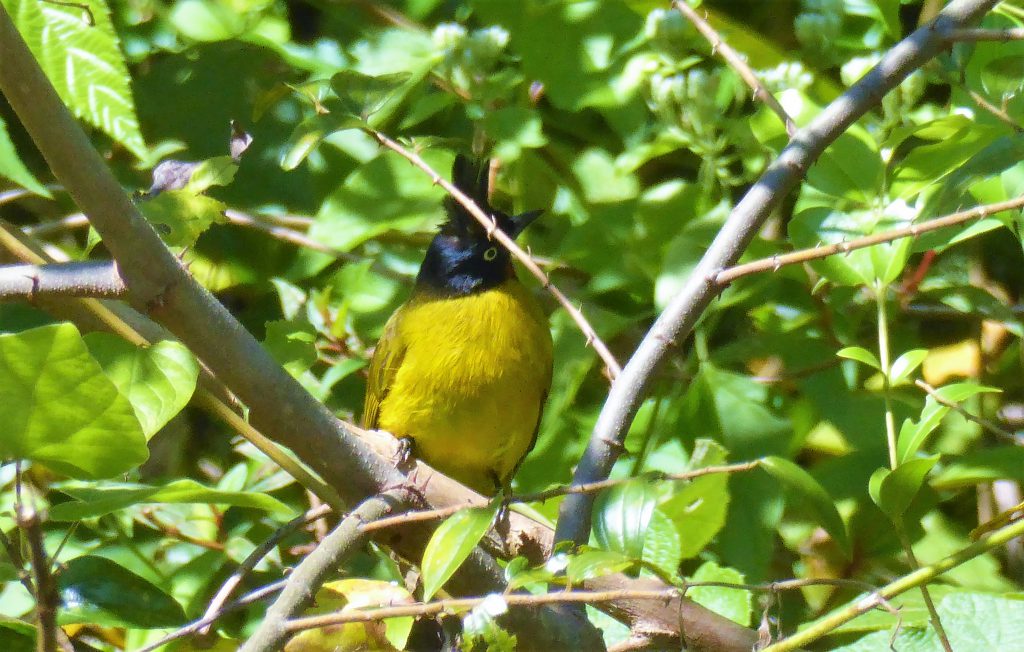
(0, 261, 126, 300)
(554, 0, 1001, 546)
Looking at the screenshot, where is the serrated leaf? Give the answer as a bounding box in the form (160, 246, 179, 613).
(759, 456, 850, 556)
(83, 334, 199, 439)
(868, 456, 939, 521)
(0, 324, 147, 478)
(421, 502, 498, 600)
(2, 0, 146, 158)
(139, 189, 227, 247)
(837, 346, 882, 371)
(57, 556, 186, 628)
(48, 479, 291, 520)
(593, 477, 657, 562)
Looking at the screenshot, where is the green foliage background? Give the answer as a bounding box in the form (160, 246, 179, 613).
(4, 0, 1024, 649)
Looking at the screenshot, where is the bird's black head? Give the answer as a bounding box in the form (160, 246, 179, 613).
(416, 155, 543, 296)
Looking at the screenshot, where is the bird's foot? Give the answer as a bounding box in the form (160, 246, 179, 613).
(392, 436, 416, 470)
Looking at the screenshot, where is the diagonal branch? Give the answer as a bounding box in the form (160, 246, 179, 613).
(554, 0, 1002, 547)
(673, 1, 796, 136)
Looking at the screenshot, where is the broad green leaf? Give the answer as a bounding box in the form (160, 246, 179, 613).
(0, 324, 147, 478)
(805, 131, 883, 203)
(57, 556, 186, 628)
(330, 68, 431, 127)
(837, 346, 881, 371)
(83, 334, 199, 439)
(482, 106, 548, 161)
(0, 617, 36, 652)
(572, 148, 640, 203)
(565, 548, 634, 584)
(889, 348, 928, 385)
(658, 439, 731, 559)
(932, 447, 1024, 490)
(2, 0, 147, 158)
(139, 189, 228, 247)
(593, 477, 657, 562)
(421, 502, 498, 600)
(48, 479, 291, 520)
(641, 507, 683, 581)
(891, 118, 1001, 199)
(688, 561, 751, 627)
(0, 115, 49, 196)
(262, 320, 318, 378)
(868, 456, 939, 521)
(759, 456, 850, 556)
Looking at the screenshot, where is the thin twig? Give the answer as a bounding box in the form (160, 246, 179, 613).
(283, 577, 883, 633)
(198, 505, 333, 635)
(914, 379, 1017, 443)
(946, 26, 1024, 41)
(358, 462, 759, 534)
(714, 195, 1024, 286)
(136, 580, 287, 652)
(368, 130, 623, 379)
(555, 0, 1002, 547)
(673, 1, 796, 136)
(238, 493, 407, 652)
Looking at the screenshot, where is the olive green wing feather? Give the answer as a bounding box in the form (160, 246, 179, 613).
(362, 307, 407, 429)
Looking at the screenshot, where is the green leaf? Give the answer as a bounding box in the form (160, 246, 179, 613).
(868, 456, 939, 521)
(0, 115, 50, 197)
(805, 131, 883, 203)
(262, 320, 318, 378)
(837, 346, 881, 371)
(888, 348, 928, 385)
(58, 556, 185, 628)
(896, 383, 999, 463)
(0, 324, 147, 478)
(83, 334, 199, 439)
(759, 456, 850, 556)
(185, 155, 238, 193)
(658, 439, 731, 559)
(688, 561, 751, 627)
(891, 117, 1001, 199)
(641, 507, 683, 581)
(421, 502, 499, 600)
(139, 189, 228, 247)
(2, 0, 147, 158)
(0, 617, 36, 652)
(565, 548, 634, 584)
(48, 479, 291, 520)
(592, 477, 657, 562)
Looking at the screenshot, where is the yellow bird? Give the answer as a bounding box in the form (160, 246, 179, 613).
(363, 155, 553, 496)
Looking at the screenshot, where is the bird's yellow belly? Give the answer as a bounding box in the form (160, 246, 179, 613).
(377, 281, 552, 494)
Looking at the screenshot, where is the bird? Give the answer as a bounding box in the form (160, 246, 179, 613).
(362, 155, 553, 496)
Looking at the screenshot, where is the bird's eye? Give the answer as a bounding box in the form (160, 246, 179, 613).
(483, 247, 498, 261)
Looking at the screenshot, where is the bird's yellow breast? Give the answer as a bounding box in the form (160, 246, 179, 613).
(365, 279, 552, 494)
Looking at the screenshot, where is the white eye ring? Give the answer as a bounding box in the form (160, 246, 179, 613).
(483, 247, 499, 261)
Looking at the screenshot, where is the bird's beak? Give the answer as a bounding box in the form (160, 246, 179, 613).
(507, 209, 544, 239)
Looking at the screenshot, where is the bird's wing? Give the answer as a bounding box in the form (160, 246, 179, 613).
(362, 307, 407, 429)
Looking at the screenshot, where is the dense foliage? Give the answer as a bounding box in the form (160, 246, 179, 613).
(4, 0, 1024, 650)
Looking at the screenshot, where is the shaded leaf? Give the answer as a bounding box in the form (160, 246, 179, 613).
(421, 502, 498, 600)
(57, 556, 186, 628)
(760, 456, 850, 556)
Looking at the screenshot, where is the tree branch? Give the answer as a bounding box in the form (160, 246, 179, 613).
(946, 26, 1024, 41)
(762, 516, 1024, 651)
(673, 0, 796, 136)
(715, 194, 1024, 285)
(0, 260, 126, 300)
(554, 0, 1001, 547)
